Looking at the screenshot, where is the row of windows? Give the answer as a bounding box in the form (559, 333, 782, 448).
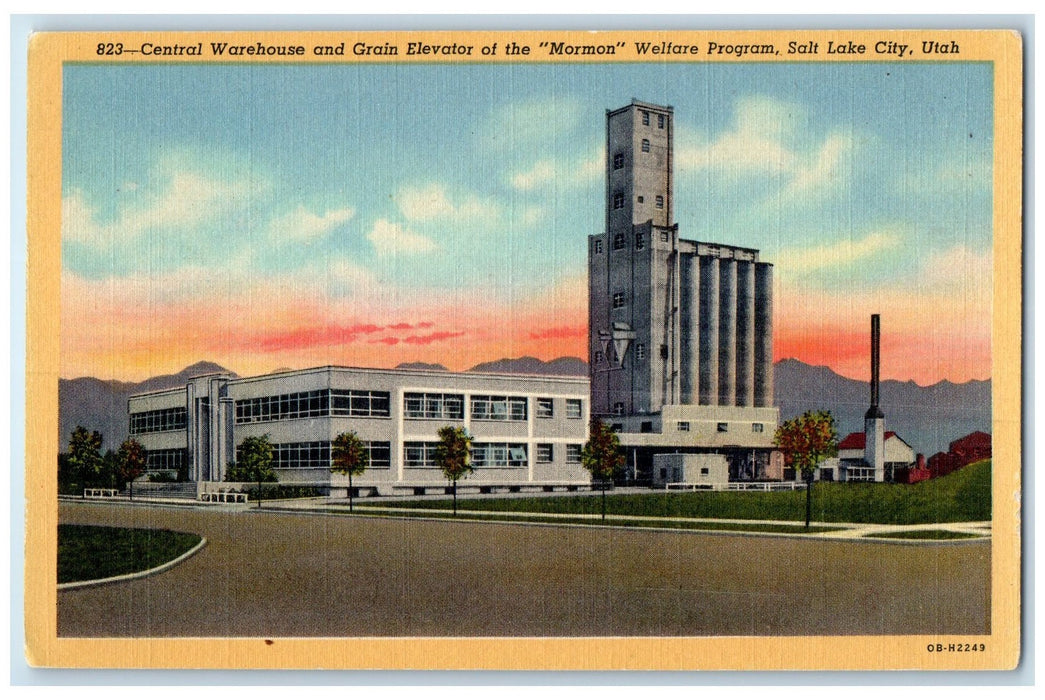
(536, 443, 582, 463)
(404, 392, 463, 420)
(640, 110, 666, 129)
(403, 441, 584, 468)
(242, 441, 394, 471)
(146, 448, 186, 471)
(611, 194, 665, 211)
(471, 443, 528, 468)
(138, 391, 584, 429)
(674, 421, 766, 433)
(130, 407, 187, 435)
(235, 389, 392, 424)
(593, 230, 669, 255)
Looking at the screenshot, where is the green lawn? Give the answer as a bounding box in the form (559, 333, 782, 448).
(353, 507, 839, 534)
(58, 524, 202, 584)
(391, 460, 992, 525)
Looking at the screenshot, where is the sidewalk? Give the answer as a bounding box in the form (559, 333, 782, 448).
(272, 497, 992, 542)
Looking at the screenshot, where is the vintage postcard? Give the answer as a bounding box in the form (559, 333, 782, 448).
(25, 28, 1022, 671)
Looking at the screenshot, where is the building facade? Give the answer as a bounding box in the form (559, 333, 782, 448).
(128, 366, 591, 494)
(588, 100, 779, 484)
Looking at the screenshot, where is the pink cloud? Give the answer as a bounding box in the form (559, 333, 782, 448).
(402, 331, 466, 345)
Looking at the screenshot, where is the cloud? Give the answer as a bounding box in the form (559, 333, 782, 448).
(509, 147, 603, 193)
(511, 161, 557, 191)
(366, 218, 438, 256)
(676, 95, 855, 200)
(402, 330, 466, 345)
(267, 206, 355, 243)
(776, 230, 901, 274)
(62, 169, 266, 247)
(394, 183, 500, 226)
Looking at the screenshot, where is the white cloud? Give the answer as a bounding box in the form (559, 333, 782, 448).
(511, 161, 557, 191)
(395, 183, 500, 226)
(267, 206, 355, 243)
(676, 95, 854, 199)
(509, 147, 603, 192)
(366, 218, 438, 257)
(776, 229, 901, 273)
(61, 189, 106, 245)
(62, 170, 265, 247)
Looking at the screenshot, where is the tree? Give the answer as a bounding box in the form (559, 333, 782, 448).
(331, 431, 368, 512)
(434, 426, 472, 516)
(67, 426, 103, 497)
(581, 419, 626, 520)
(233, 435, 278, 508)
(773, 410, 839, 529)
(116, 438, 148, 500)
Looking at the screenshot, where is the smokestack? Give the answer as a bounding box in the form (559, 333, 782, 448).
(865, 314, 884, 419)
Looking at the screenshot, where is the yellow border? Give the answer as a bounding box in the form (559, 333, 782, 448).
(26, 29, 1023, 671)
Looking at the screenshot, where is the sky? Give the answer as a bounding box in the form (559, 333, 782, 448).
(60, 61, 993, 385)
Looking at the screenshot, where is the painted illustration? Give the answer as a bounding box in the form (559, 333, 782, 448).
(33, 31, 1020, 669)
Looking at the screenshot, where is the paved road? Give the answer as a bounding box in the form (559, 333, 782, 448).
(58, 501, 991, 638)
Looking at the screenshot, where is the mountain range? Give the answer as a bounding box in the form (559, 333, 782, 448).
(58, 357, 989, 456)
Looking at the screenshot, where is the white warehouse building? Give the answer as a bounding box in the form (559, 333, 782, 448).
(127, 366, 592, 495)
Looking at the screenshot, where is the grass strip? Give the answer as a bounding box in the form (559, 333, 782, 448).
(389, 460, 991, 525)
(349, 508, 838, 534)
(58, 524, 202, 584)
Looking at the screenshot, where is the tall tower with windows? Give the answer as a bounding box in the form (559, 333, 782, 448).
(589, 100, 775, 420)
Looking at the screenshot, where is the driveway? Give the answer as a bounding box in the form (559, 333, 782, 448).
(57, 500, 991, 638)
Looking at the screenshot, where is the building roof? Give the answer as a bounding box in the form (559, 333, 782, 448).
(838, 431, 900, 450)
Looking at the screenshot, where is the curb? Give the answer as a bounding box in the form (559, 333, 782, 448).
(58, 536, 208, 591)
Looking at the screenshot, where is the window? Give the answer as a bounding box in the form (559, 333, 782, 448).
(593, 239, 603, 254)
(130, 406, 187, 434)
(403, 442, 439, 468)
(613, 152, 624, 169)
(660, 468, 668, 479)
(613, 402, 625, 416)
(655, 195, 664, 209)
(636, 343, 646, 360)
(472, 443, 528, 468)
(594, 350, 604, 364)
(471, 395, 527, 421)
(752, 423, 764, 433)
(363, 441, 391, 468)
(717, 422, 728, 433)
(613, 192, 625, 210)
(235, 389, 390, 424)
(658, 114, 665, 129)
(613, 233, 626, 250)
(641, 138, 650, 153)
(146, 448, 186, 472)
(637, 195, 644, 203)
(612, 292, 626, 309)
(660, 230, 670, 242)
(640, 421, 653, 433)
(677, 421, 690, 432)
(610, 423, 623, 433)
(265, 441, 332, 471)
(641, 110, 649, 125)
(566, 444, 582, 463)
(536, 398, 554, 418)
(404, 392, 464, 420)
(566, 399, 583, 419)
(634, 233, 644, 250)
(536, 444, 553, 463)
(700, 467, 709, 475)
